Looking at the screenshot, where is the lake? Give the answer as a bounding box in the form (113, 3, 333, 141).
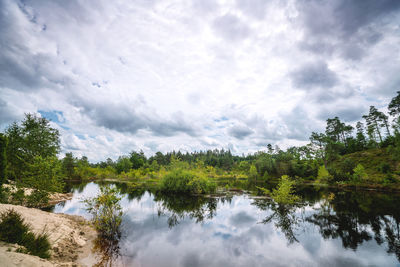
(53, 182, 400, 267)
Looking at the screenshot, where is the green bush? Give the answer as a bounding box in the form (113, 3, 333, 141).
(352, 164, 368, 183)
(378, 162, 391, 174)
(11, 188, 26, 205)
(26, 190, 50, 208)
(160, 169, 216, 194)
(84, 185, 123, 240)
(22, 232, 51, 259)
(271, 175, 300, 205)
(0, 209, 30, 243)
(0, 209, 51, 258)
(317, 166, 332, 183)
(383, 173, 396, 185)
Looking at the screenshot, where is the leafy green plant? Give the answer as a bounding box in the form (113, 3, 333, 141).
(352, 164, 368, 183)
(317, 165, 332, 183)
(271, 175, 300, 205)
(84, 185, 123, 240)
(258, 175, 300, 205)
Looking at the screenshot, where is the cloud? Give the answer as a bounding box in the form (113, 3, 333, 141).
(236, 0, 269, 20)
(228, 125, 253, 140)
(212, 14, 251, 42)
(296, 0, 400, 60)
(290, 61, 338, 89)
(0, 0, 399, 160)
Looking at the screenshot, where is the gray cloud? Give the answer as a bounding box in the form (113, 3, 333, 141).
(229, 211, 256, 226)
(228, 125, 254, 140)
(296, 0, 400, 60)
(0, 1, 71, 92)
(0, 0, 399, 160)
(236, 0, 269, 20)
(212, 14, 251, 42)
(290, 61, 338, 89)
(76, 99, 198, 137)
(317, 104, 367, 123)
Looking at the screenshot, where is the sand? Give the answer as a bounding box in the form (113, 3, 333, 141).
(0, 204, 96, 267)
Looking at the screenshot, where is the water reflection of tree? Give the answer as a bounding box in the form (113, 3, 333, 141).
(253, 199, 303, 244)
(154, 193, 221, 228)
(306, 191, 400, 261)
(93, 235, 121, 267)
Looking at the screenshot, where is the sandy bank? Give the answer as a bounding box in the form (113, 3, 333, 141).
(0, 204, 96, 267)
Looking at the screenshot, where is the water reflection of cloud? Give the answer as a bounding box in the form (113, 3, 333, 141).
(56, 183, 400, 267)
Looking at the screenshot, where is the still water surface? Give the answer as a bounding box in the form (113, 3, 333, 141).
(53, 182, 400, 267)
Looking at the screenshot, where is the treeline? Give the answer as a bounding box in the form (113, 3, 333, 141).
(1, 92, 400, 191)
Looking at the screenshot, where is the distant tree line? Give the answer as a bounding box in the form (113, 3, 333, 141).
(1, 91, 400, 189)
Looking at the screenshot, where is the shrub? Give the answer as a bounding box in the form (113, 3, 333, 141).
(352, 164, 368, 183)
(257, 175, 300, 205)
(26, 190, 50, 208)
(340, 158, 356, 175)
(0, 209, 30, 243)
(383, 173, 396, 185)
(22, 232, 51, 259)
(11, 188, 26, 205)
(0, 209, 51, 258)
(160, 169, 216, 194)
(271, 175, 300, 205)
(317, 166, 332, 183)
(84, 185, 123, 240)
(378, 162, 391, 174)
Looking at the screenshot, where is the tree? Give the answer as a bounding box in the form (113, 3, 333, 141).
(388, 91, 400, 118)
(0, 134, 7, 187)
(309, 132, 328, 167)
(62, 152, 76, 180)
(5, 113, 60, 180)
(115, 156, 132, 174)
(129, 150, 146, 169)
(363, 106, 384, 143)
(355, 122, 366, 150)
(22, 156, 64, 192)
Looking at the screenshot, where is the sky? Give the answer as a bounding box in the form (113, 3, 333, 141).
(1, 0, 400, 162)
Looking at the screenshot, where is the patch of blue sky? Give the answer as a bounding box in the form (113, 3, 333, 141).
(38, 110, 64, 123)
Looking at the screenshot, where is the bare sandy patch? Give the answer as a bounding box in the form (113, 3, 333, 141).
(0, 204, 96, 267)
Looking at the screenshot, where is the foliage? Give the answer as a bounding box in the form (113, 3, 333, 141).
(26, 190, 50, 208)
(352, 164, 368, 183)
(115, 156, 132, 174)
(62, 152, 77, 180)
(378, 162, 391, 174)
(0, 209, 51, 259)
(248, 164, 258, 180)
(0, 133, 7, 188)
(317, 165, 332, 183)
(257, 175, 300, 205)
(5, 113, 60, 180)
(22, 156, 64, 192)
(271, 175, 301, 205)
(160, 169, 216, 194)
(84, 185, 123, 240)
